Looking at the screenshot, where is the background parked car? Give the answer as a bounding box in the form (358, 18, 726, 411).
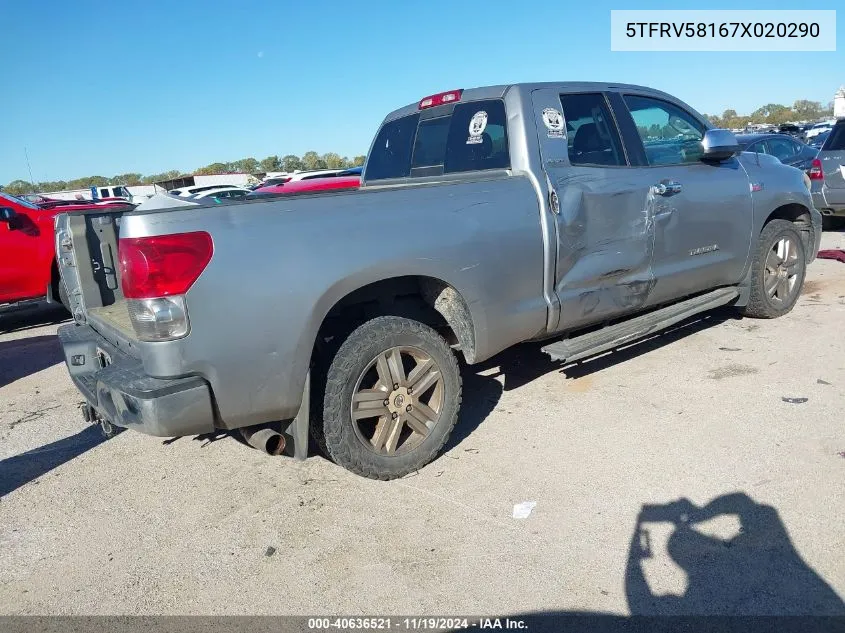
(736, 133, 819, 172)
(777, 123, 805, 141)
(249, 174, 361, 197)
(168, 184, 242, 197)
(810, 118, 845, 226)
(251, 168, 357, 190)
(806, 121, 835, 141)
(809, 130, 831, 149)
(188, 187, 251, 200)
(0, 191, 134, 309)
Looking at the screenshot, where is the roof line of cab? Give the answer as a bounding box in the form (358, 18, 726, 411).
(381, 81, 683, 124)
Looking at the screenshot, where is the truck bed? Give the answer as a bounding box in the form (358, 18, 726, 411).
(88, 301, 134, 339)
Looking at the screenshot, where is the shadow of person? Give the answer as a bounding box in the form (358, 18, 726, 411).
(626, 492, 845, 615)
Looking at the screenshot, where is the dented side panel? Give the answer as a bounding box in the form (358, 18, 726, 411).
(641, 161, 753, 307)
(530, 88, 657, 333)
(552, 169, 657, 331)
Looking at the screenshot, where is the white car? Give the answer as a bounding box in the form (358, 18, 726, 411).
(168, 184, 242, 197)
(189, 187, 251, 200)
(806, 122, 835, 140)
(257, 169, 349, 188)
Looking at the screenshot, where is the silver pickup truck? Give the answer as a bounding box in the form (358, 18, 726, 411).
(56, 82, 822, 480)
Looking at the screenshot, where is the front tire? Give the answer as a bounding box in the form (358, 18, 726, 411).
(741, 219, 806, 319)
(318, 316, 462, 480)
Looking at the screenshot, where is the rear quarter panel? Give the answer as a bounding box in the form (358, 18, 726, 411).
(122, 178, 546, 428)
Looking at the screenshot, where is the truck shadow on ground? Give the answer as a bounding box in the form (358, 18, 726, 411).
(0, 335, 65, 388)
(0, 303, 69, 335)
(462, 492, 845, 632)
(446, 309, 736, 450)
(0, 424, 108, 498)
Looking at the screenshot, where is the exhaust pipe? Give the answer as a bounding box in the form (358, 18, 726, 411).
(240, 426, 286, 456)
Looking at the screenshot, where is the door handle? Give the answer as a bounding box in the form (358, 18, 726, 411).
(652, 181, 683, 196)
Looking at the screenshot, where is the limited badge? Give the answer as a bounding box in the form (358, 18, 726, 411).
(467, 110, 488, 144)
(542, 108, 565, 139)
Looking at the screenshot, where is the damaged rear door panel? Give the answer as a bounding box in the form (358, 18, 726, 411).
(531, 88, 658, 333)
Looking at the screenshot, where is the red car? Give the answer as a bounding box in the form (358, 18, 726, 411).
(251, 174, 361, 196)
(0, 191, 134, 309)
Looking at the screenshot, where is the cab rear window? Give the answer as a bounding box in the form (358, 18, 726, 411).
(365, 99, 510, 181)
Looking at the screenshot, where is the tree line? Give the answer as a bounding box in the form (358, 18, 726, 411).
(1, 151, 367, 196)
(1, 98, 835, 196)
(702, 99, 834, 130)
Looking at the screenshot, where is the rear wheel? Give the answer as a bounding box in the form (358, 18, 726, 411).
(741, 219, 806, 319)
(317, 316, 461, 480)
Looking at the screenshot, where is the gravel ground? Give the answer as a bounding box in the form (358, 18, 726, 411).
(1, 231, 843, 617)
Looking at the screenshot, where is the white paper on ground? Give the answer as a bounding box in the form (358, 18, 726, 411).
(512, 501, 537, 519)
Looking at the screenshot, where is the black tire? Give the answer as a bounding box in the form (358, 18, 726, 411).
(317, 316, 462, 480)
(740, 219, 806, 319)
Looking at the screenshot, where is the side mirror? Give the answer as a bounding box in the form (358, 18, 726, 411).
(701, 129, 741, 162)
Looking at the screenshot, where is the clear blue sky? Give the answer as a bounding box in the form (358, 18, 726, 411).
(0, 0, 841, 184)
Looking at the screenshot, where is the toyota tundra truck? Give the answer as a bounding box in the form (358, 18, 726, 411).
(55, 82, 822, 479)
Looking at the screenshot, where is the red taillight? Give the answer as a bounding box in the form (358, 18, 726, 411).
(120, 232, 213, 299)
(419, 89, 463, 110)
(808, 158, 824, 180)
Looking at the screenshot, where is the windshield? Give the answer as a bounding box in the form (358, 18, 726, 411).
(0, 191, 39, 210)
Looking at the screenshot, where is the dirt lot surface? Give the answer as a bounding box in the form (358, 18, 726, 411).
(1, 231, 844, 617)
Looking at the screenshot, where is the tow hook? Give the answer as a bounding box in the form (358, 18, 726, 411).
(79, 402, 121, 439)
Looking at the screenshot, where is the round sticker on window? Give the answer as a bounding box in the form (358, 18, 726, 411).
(467, 111, 488, 145)
(542, 108, 565, 139)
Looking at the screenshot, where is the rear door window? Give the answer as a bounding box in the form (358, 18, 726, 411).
(765, 137, 798, 161)
(365, 113, 421, 181)
(443, 100, 510, 173)
(365, 99, 510, 181)
(559, 93, 626, 166)
(823, 122, 845, 151)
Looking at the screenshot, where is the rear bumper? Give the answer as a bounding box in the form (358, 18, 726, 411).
(58, 323, 216, 437)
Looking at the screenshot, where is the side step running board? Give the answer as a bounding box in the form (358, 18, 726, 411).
(541, 287, 739, 363)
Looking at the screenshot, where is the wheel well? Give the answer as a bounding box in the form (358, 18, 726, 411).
(764, 203, 812, 257)
(314, 276, 477, 363)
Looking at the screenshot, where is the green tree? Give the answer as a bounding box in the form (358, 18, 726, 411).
(301, 151, 322, 170)
(352, 155, 366, 166)
(792, 100, 822, 121)
(259, 155, 281, 172)
(280, 154, 304, 172)
(110, 173, 143, 186)
(751, 103, 791, 124)
(141, 170, 187, 184)
(4, 179, 36, 195)
(322, 152, 346, 169)
(195, 162, 229, 175)
(232, 157, 259, 173)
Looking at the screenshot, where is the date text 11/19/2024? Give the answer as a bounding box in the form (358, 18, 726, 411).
(307, 618, 529, 630)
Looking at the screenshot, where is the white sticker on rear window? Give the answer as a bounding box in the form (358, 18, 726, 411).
(467, 110, 488, 144)
(542, 108, 565, 139)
